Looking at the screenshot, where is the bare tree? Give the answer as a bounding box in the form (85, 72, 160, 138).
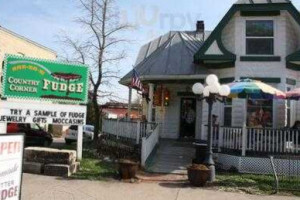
(60, 0, 131, 142)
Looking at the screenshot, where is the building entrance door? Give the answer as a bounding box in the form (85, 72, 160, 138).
(180, 98, 196, 138)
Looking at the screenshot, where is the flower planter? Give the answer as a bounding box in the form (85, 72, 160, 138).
(187, 164, 210, 187)
(118, 159, 139, 180)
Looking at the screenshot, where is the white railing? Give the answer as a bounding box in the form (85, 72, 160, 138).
(211, 125, 300, 156)
(141, 124, 159, 167)
(102, 119, 138, 141)
(247, 128, 300, 154)
(102, 118, 157, 144)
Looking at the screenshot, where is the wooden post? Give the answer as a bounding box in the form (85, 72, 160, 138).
(136, 121, 141, 144)
(77, 125, 83, 160)
(128, 87, 132, 120)
(242, 123, 247, 156)
(0, 123, 7, 134)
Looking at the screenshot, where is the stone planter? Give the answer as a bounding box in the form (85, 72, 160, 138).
(187, 164, 210, 187)
(118, 159, 139, 180)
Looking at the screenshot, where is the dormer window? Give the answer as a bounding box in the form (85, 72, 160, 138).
(246, 20, 274, 55)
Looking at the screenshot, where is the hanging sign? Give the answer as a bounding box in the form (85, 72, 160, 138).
(2, 54, 89, 104)
(0, 134, 24, 200)
(0, 101, 86, 126)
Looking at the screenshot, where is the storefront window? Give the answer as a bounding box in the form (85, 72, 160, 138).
(223, 99, 232, 126)
(247, 99, 273, 128)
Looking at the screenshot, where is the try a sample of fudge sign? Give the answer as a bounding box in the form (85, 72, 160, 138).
(2, 54, 89, 104)
(0, 101, 86, 126)
(0, 134, 24, 200)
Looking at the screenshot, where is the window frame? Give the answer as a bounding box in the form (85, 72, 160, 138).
(245, 20, 275, 56)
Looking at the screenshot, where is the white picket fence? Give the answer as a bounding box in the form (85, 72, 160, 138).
(102, 119, 139, 142)
(202, 125, 300, 156)
(102, 118, 159, 166)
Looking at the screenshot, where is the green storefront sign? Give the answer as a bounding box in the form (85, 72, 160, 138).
(2, 54, 89, 104)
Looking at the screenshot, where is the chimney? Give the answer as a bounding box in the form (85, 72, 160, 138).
(196, 21, 205, 40)
(196, 21, 204, 33)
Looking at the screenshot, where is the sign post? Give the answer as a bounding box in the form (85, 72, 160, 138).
(0, 134, 24, 200)
(77, 126, 83, 160)
(0, 123, 7, 134)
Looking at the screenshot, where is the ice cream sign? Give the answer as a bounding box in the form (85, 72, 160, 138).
(2, 55, 89, 104)
(0, 134, 24, 200)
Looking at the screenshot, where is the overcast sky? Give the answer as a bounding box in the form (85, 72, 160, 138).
(1, 0, 300, 102)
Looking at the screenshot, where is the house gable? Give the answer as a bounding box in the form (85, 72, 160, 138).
(194, 1, 300, 69)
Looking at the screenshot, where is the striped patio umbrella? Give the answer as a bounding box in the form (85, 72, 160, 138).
(228, 79, 286, 99)
(286, 88, 300, 100)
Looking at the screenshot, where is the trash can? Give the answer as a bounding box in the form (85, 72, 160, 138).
(192, 143, 207, 164)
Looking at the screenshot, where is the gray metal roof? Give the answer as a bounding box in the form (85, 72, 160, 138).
(235, 0, 290, 4)
(120, 31, 211, 84)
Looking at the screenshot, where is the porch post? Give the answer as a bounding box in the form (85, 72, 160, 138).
(218, 126, 223, 153)
(147, 83, 154, 122)
(242, 123, 247, 156)
(128, 87, 132, 120)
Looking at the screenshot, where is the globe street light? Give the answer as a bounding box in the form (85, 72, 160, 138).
(192, 74, 231, 182)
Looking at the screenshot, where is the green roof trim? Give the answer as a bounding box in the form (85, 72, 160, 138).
(286, 62, 300, 71)
(240, 56, 281, 62)
(195, 2, 300, 65)
(286, 49, 300, 62)
(286, 78, 296, 85)
(240, 77, 281, 83)
(240, 10, 281, 16)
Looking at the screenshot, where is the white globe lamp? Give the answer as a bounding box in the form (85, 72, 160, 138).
(219, 85, 231, 97)
(192, 83, 204, 95)
(210, 82, 221, 94)
(206, 74, 219, 86)
(203, 87, 210, 97)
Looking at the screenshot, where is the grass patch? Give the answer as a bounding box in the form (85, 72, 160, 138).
(215, 172, 300, 196)
(73, 142, 118, 180)
(72, 158, 118, 181)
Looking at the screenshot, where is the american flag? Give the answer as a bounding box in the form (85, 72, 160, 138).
(131, 69, 143, 92)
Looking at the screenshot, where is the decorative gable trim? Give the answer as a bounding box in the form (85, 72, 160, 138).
(195, 2, 300, 67)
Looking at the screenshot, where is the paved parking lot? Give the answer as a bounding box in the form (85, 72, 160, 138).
(22, 174, 299, 200)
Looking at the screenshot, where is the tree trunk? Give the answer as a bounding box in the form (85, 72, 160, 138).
(92, 93, 100, 143)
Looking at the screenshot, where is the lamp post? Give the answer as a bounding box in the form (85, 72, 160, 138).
(192, 74, 231, 182)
